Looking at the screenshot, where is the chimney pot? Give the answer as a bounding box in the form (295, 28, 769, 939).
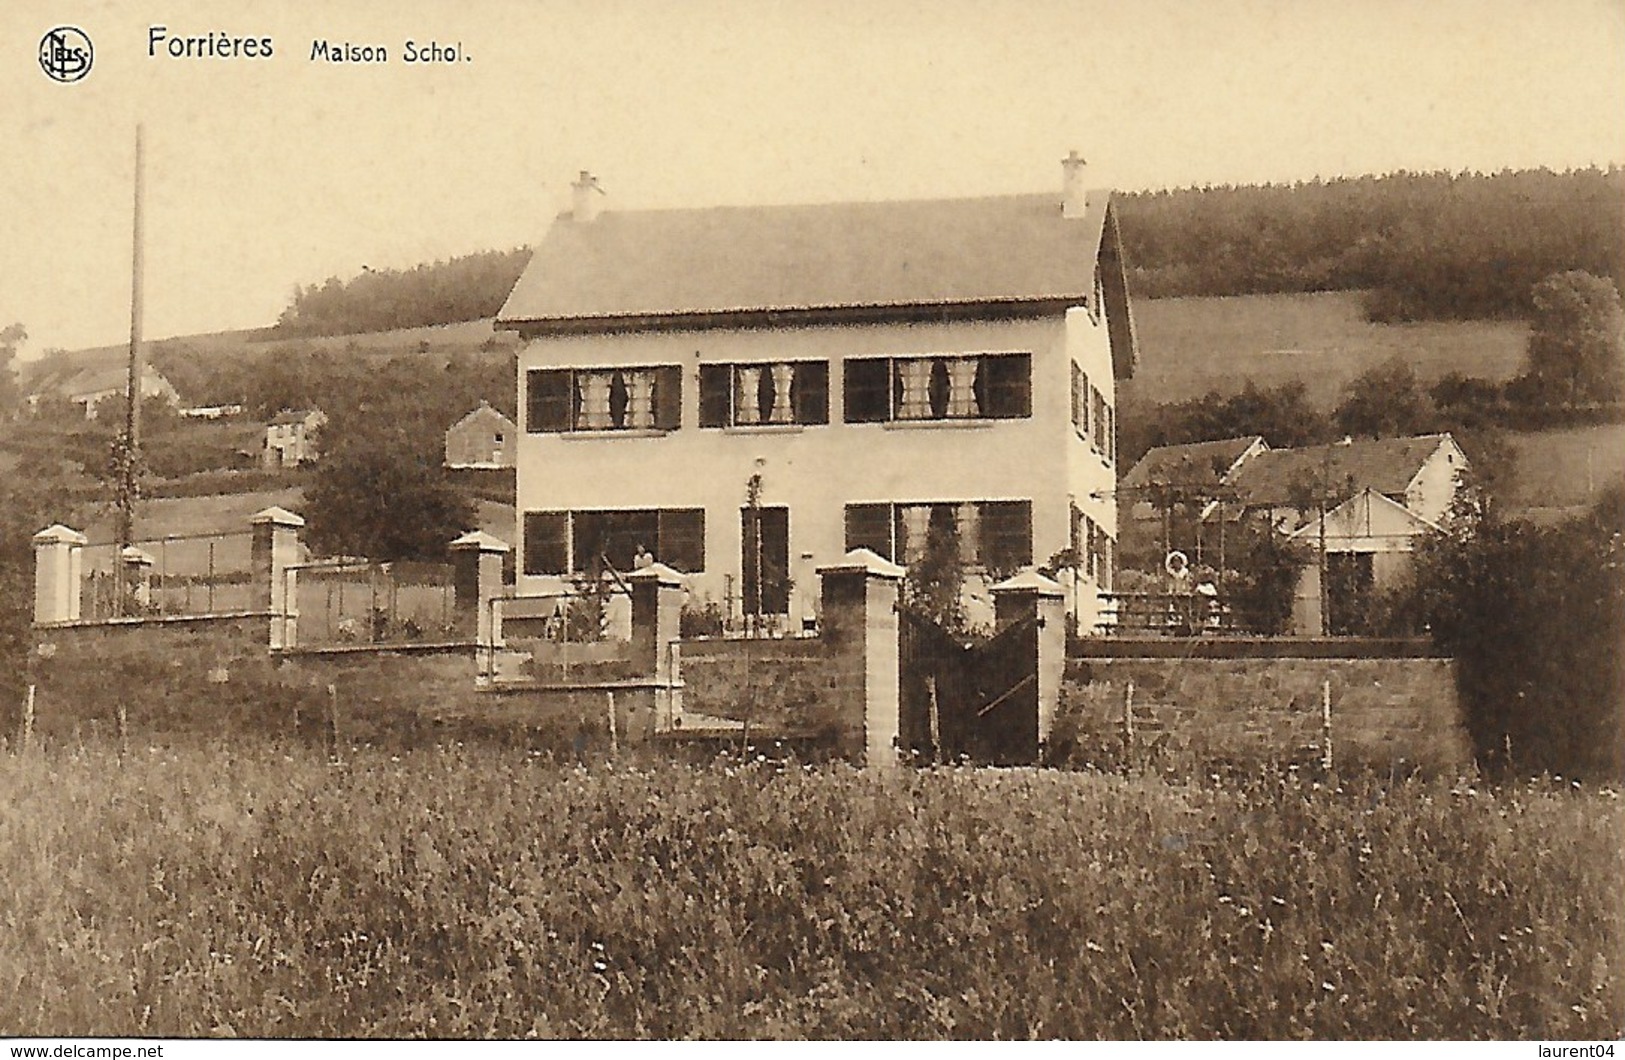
(571, 170, 604, 223)
(1062, 150, 1089, 219)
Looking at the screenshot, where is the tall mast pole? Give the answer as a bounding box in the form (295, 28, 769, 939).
(119, 125, 145, 557)
(115, 125, 145, 615)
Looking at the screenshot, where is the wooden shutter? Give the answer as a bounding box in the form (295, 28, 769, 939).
(844, 503, 893, 559)
(793, 361, 829, 424)
(525, 370, 572, 433)
(980, 500, 1033, 572)
(699, 364, 730, 428)
(983, 354, 1032, 418)
(657, 509, 706, 573)
(843, 358, 890, 423)
(522, 511, 568, 575)
(654, 365, 682, 431)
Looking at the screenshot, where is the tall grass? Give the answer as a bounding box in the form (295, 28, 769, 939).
(0, 742, 1619, 1039)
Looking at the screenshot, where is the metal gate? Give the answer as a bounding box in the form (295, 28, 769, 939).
(899, 610, 1039, 765)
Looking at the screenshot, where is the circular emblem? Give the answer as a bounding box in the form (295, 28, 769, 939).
(39, 26, 93, 83)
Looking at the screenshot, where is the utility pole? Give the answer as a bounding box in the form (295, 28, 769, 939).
(118, 124, 146, 612)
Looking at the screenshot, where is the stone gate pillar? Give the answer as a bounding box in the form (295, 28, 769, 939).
(32, 524, 87, 625)
(818, 548, 905, 770)
(451, 530, 510, 646)
(629, 562, 686, 730)
(991, 569, 1066, 761)
(251, 506, 304, 649)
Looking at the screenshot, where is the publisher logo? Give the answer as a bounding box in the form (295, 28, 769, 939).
(39, 26, 93, 83)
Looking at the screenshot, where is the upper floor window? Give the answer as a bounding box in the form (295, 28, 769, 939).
(843, 353, 1031, 424)
(699, 361, 829, 428)
(526, 366, 681, 433)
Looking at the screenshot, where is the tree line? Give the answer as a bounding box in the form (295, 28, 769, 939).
(273, 248, 531, 337)
(1115, 166, 1624, 321)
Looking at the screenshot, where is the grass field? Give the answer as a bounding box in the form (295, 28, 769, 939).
(1500, 423, 1625, 514)
(0, 743, 1618, 1040)
(1128, 291, 1529, 406)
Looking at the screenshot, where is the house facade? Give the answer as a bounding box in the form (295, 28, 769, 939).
(496, 157, 1137, 631)
(445, 402, 516, 469)
(1227, 434, 1469, 634)
(264, 409, 326, 469)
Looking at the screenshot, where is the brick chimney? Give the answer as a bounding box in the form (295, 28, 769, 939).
(571, 170, 604, 223)
(1062, 150, 1089, 219)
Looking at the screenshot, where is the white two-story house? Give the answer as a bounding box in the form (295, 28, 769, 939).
(495, 155, 1137, 631)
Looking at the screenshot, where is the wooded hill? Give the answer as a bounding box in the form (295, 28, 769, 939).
(262, 167, 1624, 338)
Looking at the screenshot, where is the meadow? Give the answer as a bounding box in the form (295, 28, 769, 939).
(1, 742, 1620, 1040)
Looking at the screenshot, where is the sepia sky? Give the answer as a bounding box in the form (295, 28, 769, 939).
(2, 0, 1622, 357)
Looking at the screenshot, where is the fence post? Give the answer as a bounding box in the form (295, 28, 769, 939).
(450, 531, 511, 653)
(1321, 677, 1334, 775)
(32, 525, 88, 625)
(991, 569, 1066, 764)
(1123, 679, 1136, 771)
(251, 506, 305, 650)
(817, 548, 905, 771)
(628, 562, 686, 731)
(21, 685, 35, 753)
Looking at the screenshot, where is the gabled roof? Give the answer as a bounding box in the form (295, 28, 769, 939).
(1122, 436, 1267, 492)
(60, 364, 172, 398)
(1228, 434, 1457, 509)
(497, 189, 1137, 376)
(447, 401, 515, 434)
(1287, 488, 1440, 550)
(269, 408, 323, 426)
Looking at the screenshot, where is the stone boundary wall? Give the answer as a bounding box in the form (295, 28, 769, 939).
(1057, 651, 1471, 772)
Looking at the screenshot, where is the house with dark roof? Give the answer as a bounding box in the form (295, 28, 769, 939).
(495, 154, 1138, 630)
(29, 363, 181, 420)
(445, 402, 516, 469)
(1123, 433, 1468, 634)
(263, 408, 326, 470)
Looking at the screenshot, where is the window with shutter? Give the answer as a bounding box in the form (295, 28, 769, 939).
(699, 365, 730, 428)
(793, 362, 829, 425)
(844, 503, 893, 560)
(654, 366, 682, 431)
(981, 354, 1031, 419)
(979, 500, 1033, 573)
(522, 512, 568, 575)
(656, 509, 706, 573)
(843, 358, 891, 423)
(525, 370, 572, 433)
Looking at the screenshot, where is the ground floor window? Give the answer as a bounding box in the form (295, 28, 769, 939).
(523, 509, 705, 575)
(844, 500, 1032, 575)
(740, 506, 790, 615)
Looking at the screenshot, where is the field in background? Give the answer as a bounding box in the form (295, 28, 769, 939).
(1129, 291, 1529, 406)
(1500, 423, 1625, 514)
(0, 744, 1617, 1039)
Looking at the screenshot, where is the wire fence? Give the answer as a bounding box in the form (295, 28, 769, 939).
(79, 531, 256, 621)
(292, 560, 458, 646)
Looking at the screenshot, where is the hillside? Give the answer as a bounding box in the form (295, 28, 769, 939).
(1127, 291, 1529, 406)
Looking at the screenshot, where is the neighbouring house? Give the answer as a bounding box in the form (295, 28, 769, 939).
(1119, 435, 1269, 565)
(29, 363, 181, 420)
(264, 408, 326, 469)
(1127, 432, 1469, 634)
(495, 154, 1138, 631)
(179, 403, 245, 420)
(445, 401, 516, 469)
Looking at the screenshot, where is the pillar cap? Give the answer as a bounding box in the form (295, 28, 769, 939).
(626, 561, 686, 587)
(33, 524, 87, 546)
(120, 545, 155, 565)
(250, 505, 306, 528)
(990, 568, 1065, 598)
(449, 529, 512, 553)
(816, 548, 906, 580)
